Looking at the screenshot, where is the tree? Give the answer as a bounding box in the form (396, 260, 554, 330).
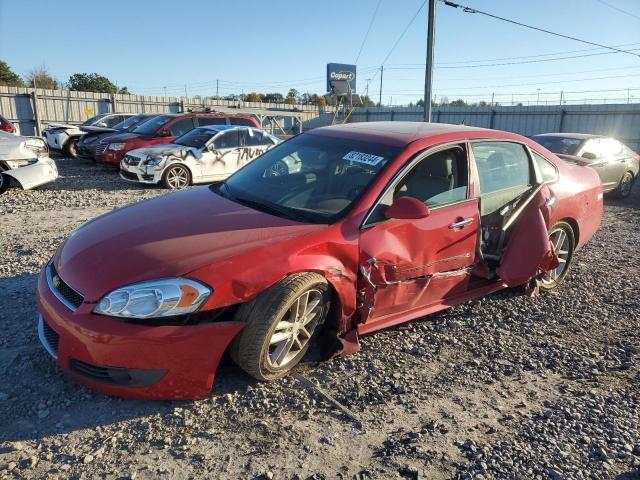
(25, 65, 58, 89)
(263, 92, 284, 103)
(244, 92, 263, 102)
(449, 99, 467, 107)
(68, 73, 127, 94)
(286, 95, 297, 106)
(416, 99, 425, 108)
(286, 88, 299, 101)
(360, 95, 376, 107)
(0, 60, 24, 87)
(313, 96, 327, 107)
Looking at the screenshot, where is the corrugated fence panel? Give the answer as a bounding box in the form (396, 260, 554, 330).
(1, 86, 638, 148)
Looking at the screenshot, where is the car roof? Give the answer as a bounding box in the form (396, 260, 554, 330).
(309, 121, 511, 147)
(533, 132, 602, 140)
(196, 125, 254, 133)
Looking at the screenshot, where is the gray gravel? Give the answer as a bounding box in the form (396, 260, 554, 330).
(0, 157, 639, 479)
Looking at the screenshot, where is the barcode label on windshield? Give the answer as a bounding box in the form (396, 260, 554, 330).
(343, 151, 385, 166)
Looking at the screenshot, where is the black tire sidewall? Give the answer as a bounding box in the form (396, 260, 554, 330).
(617, 172, 634, 198)
(64, 139, 78, 158)
(0, 173, 9, 194)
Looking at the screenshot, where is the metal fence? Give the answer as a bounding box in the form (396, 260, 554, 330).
(1, 86, 639, 150)
(348, 104, 640, 150)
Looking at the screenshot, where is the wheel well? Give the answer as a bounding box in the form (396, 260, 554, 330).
(559, 217, 579, 245)
(163, 162, 194, 181)
(315, 280, 343, 360)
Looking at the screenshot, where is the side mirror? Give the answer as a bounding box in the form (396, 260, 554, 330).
(384, 196, 430, 220)
(581, 151, 597, 160)
(157, 129, 171, 137)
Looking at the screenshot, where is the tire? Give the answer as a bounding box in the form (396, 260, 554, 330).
(539, 221, 575, 291)
(615, 171, 634, 199)
(0, 173, 9, 195)
(229, 272, 330, 381)
(63, 138, 78, 158)
(162, 164, 191, 190)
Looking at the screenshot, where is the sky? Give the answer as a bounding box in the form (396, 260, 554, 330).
(1, 0, 639, 106)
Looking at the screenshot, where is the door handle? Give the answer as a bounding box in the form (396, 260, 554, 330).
(449, 217, 474, 230)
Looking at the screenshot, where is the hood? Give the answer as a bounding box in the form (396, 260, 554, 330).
(0, 133, 45, 159)
(81, 125, 118, 134)
(99, 132, 142, 144)
(46, 122, 76, 130)
(56, 187, 324, 302)
(556, 153, 594, 167)
(127, 143, 200, 160)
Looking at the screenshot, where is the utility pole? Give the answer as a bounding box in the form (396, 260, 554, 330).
(216, 80, 219, 98)
(184, 85, 188, 99)
(163, 86, 167, 97)
(378, 65, 384, 106)
(491, 92, 495, 106)
(537, 88, 541, 104)
(423, 0, 436, 122)
(559, 90, 564, 105)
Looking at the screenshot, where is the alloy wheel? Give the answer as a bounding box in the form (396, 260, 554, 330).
(540, 226, 571, 287)
(266, 289, 323, 368)
(166, 167, 189, 189)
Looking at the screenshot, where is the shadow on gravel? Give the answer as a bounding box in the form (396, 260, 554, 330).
(615, 471, 640, 480)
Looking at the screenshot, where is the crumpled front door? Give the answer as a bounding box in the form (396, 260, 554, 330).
(496, 183, 558, 286)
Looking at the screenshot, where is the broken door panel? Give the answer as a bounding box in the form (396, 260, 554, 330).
(358, 199, 479, 322)
(496, 184, 557, 286)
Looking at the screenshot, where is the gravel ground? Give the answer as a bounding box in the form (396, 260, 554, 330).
(0, 157, 639, 480)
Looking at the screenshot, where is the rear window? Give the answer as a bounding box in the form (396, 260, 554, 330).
(533, 136, 582, 155)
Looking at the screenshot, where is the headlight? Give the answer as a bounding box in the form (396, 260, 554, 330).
(108, 143, 126, 151)
(94, 278, 211, 319)
(24, 138, 48, 158)
(143, 157, 161, 166)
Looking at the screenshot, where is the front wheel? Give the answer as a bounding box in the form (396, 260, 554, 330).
(63, 138, 78, 158)
(0, 173, 9, 195)
(616, 171, 634, 199)
(229, 273, 330, 381)
(539, 222, 575, 291)
(162, 164, 191, 190)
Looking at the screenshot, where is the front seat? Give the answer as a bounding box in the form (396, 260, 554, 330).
(398, 150, 456, 203)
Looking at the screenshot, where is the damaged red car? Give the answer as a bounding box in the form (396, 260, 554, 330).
(36, 122, 603, 400)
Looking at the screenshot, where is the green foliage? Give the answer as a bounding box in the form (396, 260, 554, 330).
(263, 92, 284, 103)
(0, 60, 24, 87)
(26, 65, 58, 89)
(68, 73, 125, 93)
(244, 92, 263, 102)
(360, 95, 376, 107)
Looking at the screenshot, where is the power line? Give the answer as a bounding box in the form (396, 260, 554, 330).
(380, 0, 428, 67)
(595, 0, 640, 20)
(355, 0, 383, 64)
(441, 0, 640, 59)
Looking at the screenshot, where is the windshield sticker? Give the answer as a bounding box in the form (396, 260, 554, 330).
(343, 151, 385, 166)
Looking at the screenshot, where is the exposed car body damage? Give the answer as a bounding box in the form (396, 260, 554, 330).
(37, 122, 603, 399)
(0, 132, 58, 193)
(119, 126, 280, 188)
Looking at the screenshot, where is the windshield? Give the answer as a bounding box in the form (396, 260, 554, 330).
(533, 135, 583, 155)
(175, 127, 217, 148)
(217, 133, 401, 223)
(113, 114, 154, 131)
(132, 115, 173, 135)
(82, 114, 108, 126)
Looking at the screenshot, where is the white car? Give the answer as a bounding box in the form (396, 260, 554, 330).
(0, 131, 58, 195)
(43, 113, 133, 158)
(120, 125, 281, 189)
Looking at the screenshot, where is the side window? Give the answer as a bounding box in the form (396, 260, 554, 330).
(394, 147, 468, 208)
(167, 118, 195, 137)
(213, 130, 240, 150)
(580, 138, 602, 159)
(600, 138, 623, 157)
(245, 129, 266, 147)
(472, 142, 532, 195)
(198, 117, 227, 126)
(533, 151, 559, 183)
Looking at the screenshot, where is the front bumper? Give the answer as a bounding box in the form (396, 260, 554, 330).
(36, 266, 245, 400)
(120, 160, 160, 184)
(95, 150, 124, 167)
(3, 157, 58, 190)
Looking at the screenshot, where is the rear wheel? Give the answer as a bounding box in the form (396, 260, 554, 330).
(162, 164, 191, 190)
(616, 171, 634, 199)
(0, 173, 9, 195)
(229, 273, 330, 381)
(539, 222, 575, 291)
(63, 138, 78, 158)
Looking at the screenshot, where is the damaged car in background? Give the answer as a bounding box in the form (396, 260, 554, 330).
(43, 113, 133, 158)
(76, 113, 160, 161)
(0, 131, 58, 195)
(36, 122, 602, 400)
(120, 125, 281, 189)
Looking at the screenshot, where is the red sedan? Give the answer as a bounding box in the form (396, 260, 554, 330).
(37, 122, 603, 399)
